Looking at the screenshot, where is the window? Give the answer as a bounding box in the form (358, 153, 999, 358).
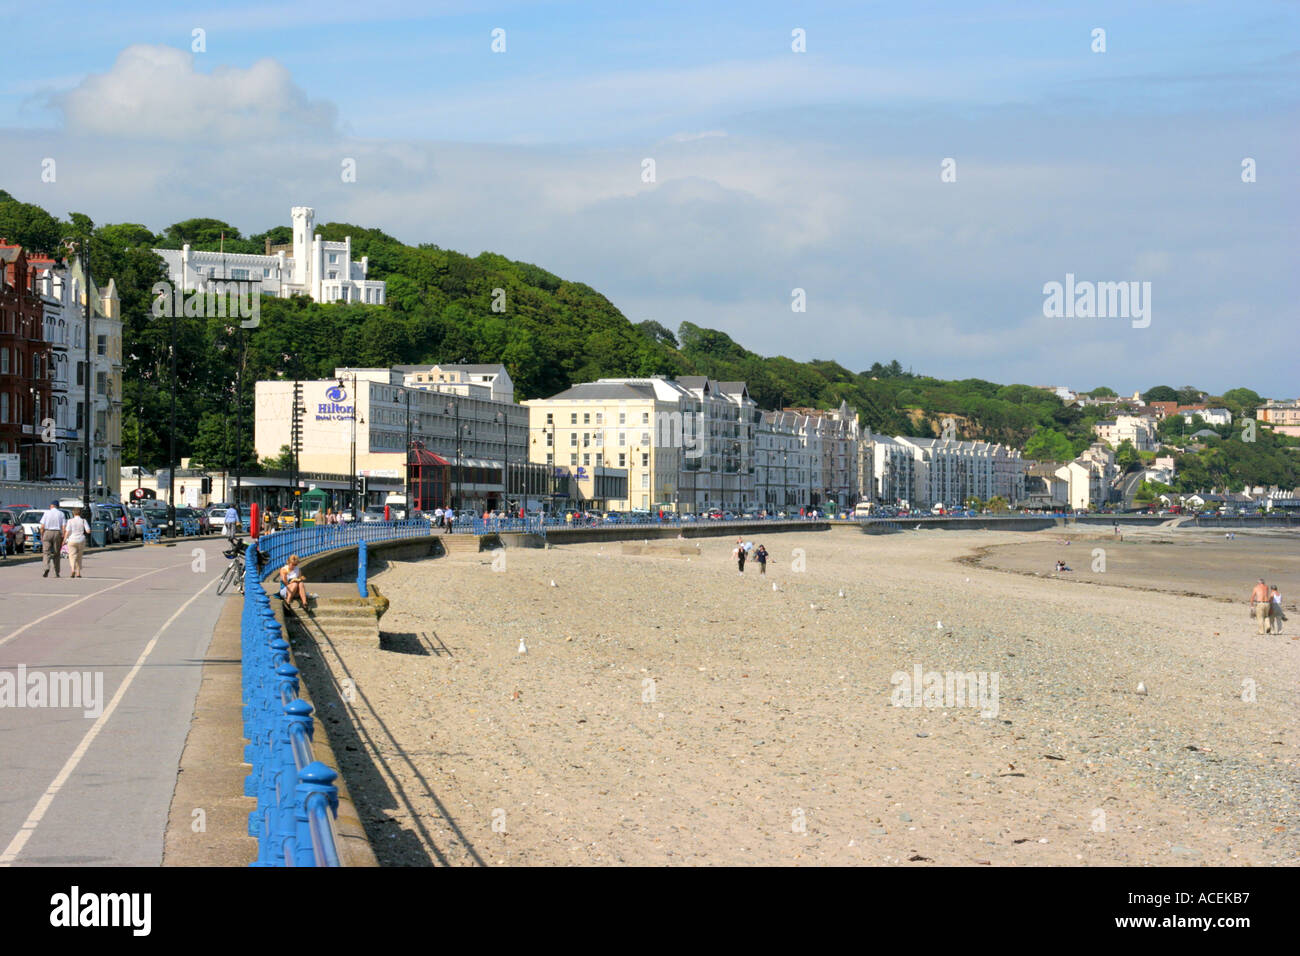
(569, 433, 577, 447)
(641, 473, 649, 489)
(546, 412, 553, 424)
(583, 454, 590, 466)
(0, 394, 6, 422)
(570, 413, 577, 424)
(594, 432, 603, 446)
(595, 453, 603, 465)
(76, 362, 85, 386)
(641, 432, 650, 445)
(619, 412, 626, 425)
(618, 453, 626, 468)
(545, 432, 553, 446)
(595, 413, 603, 425)
(76, 402, 84, 430)
(583, 433, 590, 447)
(231, 268, 249, 280)
(583, 413, 590, 424)
(641, 412, 649, 424)
(570, 454, 578, 466)
(96, 371, 107, 396)
(642, 453, 649, 467)
(0, 348, 7, 374)
(328, 253, 338, 264)
(263, 268, 271, 277)
(546, 453, 553, 466)
(618, 432, 625, 446)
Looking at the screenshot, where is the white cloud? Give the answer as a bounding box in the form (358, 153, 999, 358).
(56, 45, 337, 141)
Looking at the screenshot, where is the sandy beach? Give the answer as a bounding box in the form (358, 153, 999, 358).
(290, 526, 1299, 866)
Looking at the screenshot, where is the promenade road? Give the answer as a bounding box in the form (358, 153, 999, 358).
(0, 537, 234, 866)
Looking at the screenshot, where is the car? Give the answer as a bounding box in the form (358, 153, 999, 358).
(0, 509, 28, 553)
(100, 503, 135, 541)
(360, 506, 388, 524)
(19, 509, 64, 549)
(276, 508, 299, 528)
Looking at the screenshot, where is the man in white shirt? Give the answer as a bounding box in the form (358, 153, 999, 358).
(39, 500, 67, 578)
(434, 506, 444, 529)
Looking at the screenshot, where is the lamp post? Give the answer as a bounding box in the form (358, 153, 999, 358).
(495, 410, 510, 512)
(338, 372, 359, 518)
(404, 389, 412, 512)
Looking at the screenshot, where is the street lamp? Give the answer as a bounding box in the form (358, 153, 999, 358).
(338, 372, 360, 518)
(495, 410, 511, 513)
(445, 402, 471, 510)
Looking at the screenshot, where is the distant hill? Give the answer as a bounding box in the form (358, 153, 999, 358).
(1, 187, 1293, 491)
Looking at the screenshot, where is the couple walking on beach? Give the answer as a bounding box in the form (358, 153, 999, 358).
(732, 538, 768, 575)
(1250, 579, 1287, 635)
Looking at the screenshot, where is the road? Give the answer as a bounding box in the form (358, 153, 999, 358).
(0, 537, 234, 866)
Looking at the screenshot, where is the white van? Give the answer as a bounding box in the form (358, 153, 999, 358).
(853, 501, 876, 518)
(383, 494, 408, 519)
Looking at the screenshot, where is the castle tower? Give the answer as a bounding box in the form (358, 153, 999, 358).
(291, 206, 315, 288)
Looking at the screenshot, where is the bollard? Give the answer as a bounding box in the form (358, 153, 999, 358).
(357, 539, 369, 598)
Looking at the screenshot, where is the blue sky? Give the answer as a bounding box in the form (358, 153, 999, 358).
(1, 0, 1296, 395)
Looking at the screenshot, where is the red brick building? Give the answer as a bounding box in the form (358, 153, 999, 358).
(0, 242, 55, 479)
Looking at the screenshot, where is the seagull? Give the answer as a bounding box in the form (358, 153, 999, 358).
(1136, 681, 1147, 695)
(936, 620, 942, 629)
(550, 580, 557, 587)
(518, 639, 528, 654)
(772, 582, 779, 591)
(838, 589, 845, 598)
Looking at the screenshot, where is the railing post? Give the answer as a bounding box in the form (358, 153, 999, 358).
(357, 539, 368, 597)
(294, 762, 341, 867)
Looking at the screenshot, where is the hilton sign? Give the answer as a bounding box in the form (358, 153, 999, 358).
(316, 384, 354, 422)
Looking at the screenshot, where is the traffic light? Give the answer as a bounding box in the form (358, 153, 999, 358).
(200, 476, 211, 494)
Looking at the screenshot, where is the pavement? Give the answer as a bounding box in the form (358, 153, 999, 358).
(0, 536, 235, 866)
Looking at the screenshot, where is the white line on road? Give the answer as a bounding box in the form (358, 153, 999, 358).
(0, 575, 213, 866)
(0, 564, 183, 650)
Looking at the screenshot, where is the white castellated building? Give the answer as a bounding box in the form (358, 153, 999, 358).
(153, 206, 386, 305)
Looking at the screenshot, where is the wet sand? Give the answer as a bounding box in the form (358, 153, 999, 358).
(293, 526, 1299, 866)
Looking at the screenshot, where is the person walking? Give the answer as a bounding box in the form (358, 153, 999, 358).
(755, 544, 768, 574)
(734, 539, 746, 575)
(1250, 579, 1271, 634)
(64, 507, 90, 578)
(443, 505, 454, 533)
(1269, 584, 1286, 635)
(39, 500, 67, 578)
(224, 503, 240, 544)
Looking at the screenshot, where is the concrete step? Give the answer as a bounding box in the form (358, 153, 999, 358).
(438, 535, 483, 552)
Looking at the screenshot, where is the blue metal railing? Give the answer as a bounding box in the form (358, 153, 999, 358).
(255, 519, 433, 580)
(241, 532, 344, 867)
(240, 517, 452, 866)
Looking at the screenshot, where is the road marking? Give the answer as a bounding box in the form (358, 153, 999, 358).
(0, 564, 181, 650)
(0, 575, 212, 866)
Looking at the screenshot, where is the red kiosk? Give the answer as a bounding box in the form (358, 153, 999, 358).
(407, 441, 450, 513)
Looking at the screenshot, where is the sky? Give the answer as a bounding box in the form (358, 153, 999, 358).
(0, 0, 1296, 397)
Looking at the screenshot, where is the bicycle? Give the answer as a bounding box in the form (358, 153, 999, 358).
(216, 538, 268, 595)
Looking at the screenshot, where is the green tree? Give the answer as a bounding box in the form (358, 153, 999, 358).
(1143, 386, 1178, 403)
(0, 199, 64, 253)
(1115, 439, 1140, 472)
(1088, 386, 1118, 398)
(1023, 427, 1075, 462)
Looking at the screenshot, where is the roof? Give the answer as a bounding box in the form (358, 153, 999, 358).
(435, 364, 507, 375)
(543, 382, 658, 402)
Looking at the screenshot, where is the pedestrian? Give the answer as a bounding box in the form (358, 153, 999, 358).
(734, 541, 746, 574)
(434, 506, 444, 528)
(443, 506, 453, 533)
(39, 499, 67, 578)
(1250, 579, 1270, 634)
(64, 507, 90, 578)
(755, 544, 768, 574)
(1269, 584, 1287, 635)
(224, 502, 240, 543)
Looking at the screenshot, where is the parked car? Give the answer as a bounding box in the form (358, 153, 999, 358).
(360, 506, 388, 524)
(0, 509, 28, 553)
(101, 503, 135, 541)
